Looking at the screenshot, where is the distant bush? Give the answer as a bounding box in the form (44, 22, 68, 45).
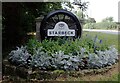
(84, 22, 118, 30)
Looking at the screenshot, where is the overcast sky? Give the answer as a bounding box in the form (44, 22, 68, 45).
(70, 0, 119, 22)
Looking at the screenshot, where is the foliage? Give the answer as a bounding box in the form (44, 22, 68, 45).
(30, 50, 84, 70)
(62, 2, 74, 11)
(27, 39, 42, 54)
(84, 22, 118, 30)
(85, 17, 96, 23)
(73, 0, 89, 12)
(8, 45, 118, 70)
(9, 46, 31, 66)
(102, 17, 114, 22)
(62, 0, 89, 12)
(62, 0, 89, 24)
(2, 2, 62, 48)
(6, 32, 119, 81)
(84, 16, 118, 30)
(8, 33, 118, 70)
(26, 35, 109, 56)
(88, 46, 118, 69)
(74, 10, 86, 21)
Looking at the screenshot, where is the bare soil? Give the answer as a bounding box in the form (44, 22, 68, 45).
(80, 63, 119, 81)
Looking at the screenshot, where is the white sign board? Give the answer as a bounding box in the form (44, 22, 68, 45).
(47, 22, 75, 36)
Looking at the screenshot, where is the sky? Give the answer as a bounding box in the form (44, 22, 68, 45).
(71, 0, 120, 22)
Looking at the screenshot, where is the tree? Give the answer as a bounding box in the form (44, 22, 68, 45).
(102, 17, 114, 22)
(2, 2, 62, 49)
(75, 10, 84, 20)
(73, 0, 89, 11)
(62, 0, 89, 19)
(74, 10, 86, 24)
(86, 17, 96, 23)
(73, 0, 89, 18)
(62, 2, 74, 11)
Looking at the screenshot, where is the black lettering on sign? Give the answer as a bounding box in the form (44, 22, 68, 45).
(55, 31, 57, 34)
(62, 31, 64, 34)
(71, 32, 73, 34)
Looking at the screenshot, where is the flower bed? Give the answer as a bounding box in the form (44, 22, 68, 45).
(8, 35, 118, 70)
(8, 46, 118, 71)
(3, 34, 119, 80)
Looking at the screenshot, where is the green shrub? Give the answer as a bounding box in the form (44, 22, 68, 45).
(26, 34, 109, 56)
(27, 39, 42, 55)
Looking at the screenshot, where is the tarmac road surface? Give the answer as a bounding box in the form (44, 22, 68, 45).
(83, 29, 120, 35)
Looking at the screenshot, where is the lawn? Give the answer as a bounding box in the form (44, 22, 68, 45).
(82, 31, 119, 53)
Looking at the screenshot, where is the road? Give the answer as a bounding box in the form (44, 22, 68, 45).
(83, 29, 120, 35)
